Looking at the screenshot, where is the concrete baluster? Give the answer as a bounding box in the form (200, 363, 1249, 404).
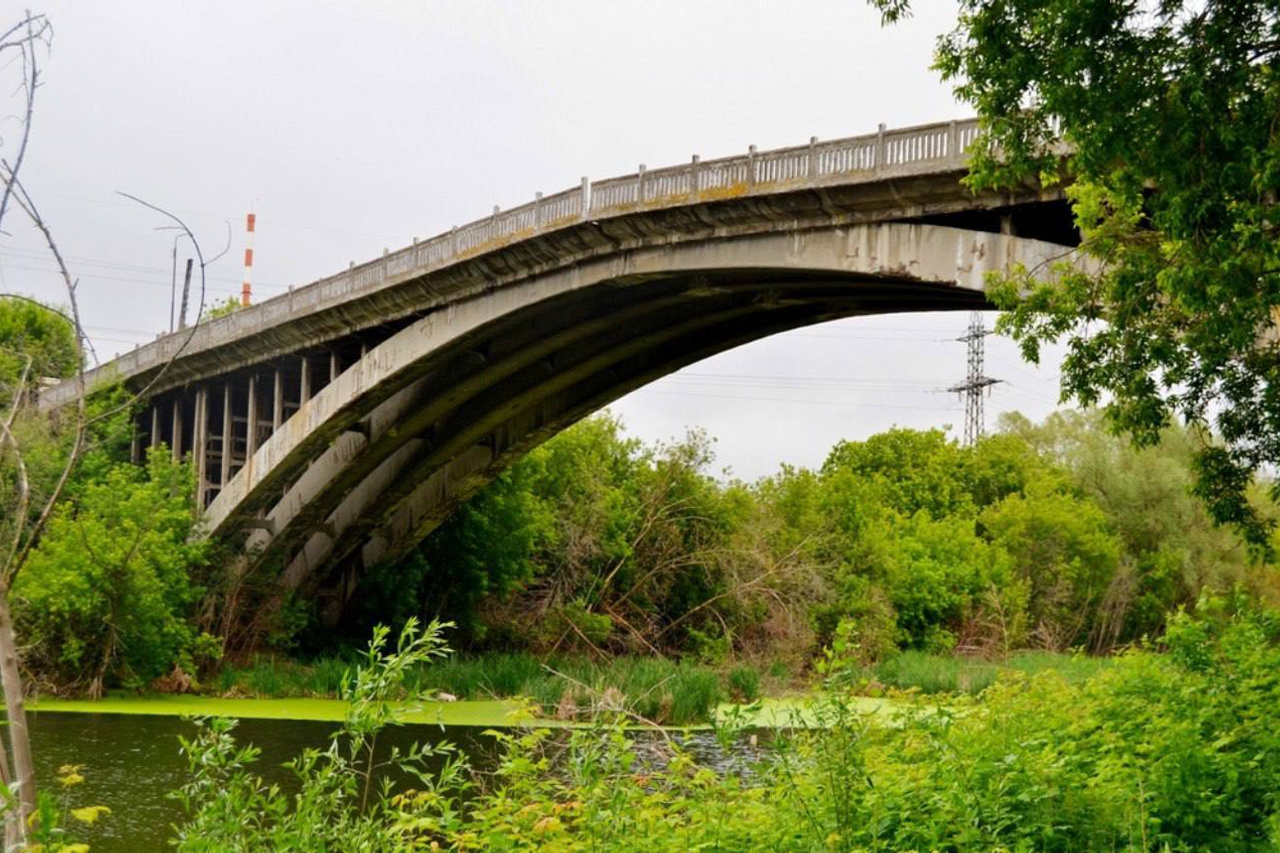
(580, 177, 590, 219)
(637, 165, 646, 205)
(747, 145, 757, 187)
(690, 155, 700, 199)
(533, 192, 543, 231)
(808, 136, 818, 178)
(875, 123, 887, 174)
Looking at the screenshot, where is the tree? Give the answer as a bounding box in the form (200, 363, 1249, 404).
(822, 428, 973, 519)
(981, 485, 1122, 651)
(0, 13, 85, 837)
(0, 9, 223, 839)
(0, 296, 76, 408)
(14, 451, 209, 696)
(872, 0, 1280, 546)
(1002, 409, 1265, 644)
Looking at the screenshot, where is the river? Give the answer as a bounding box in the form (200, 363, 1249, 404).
(28, 710, 749, 851)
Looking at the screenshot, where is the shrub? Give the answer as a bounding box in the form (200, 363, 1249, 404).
(726, 665, 761, 703)
(15, 452, 208, 694)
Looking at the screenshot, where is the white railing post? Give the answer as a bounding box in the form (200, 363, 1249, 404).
(747, 144, 757, 187)
(580, 176, 590, 219)
(948, 120, 959, 162)
(637, 164, 647, 205)
(875, 123, 887, 174)
(808, 136, 818, 178)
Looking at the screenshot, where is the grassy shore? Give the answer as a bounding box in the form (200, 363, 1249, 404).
(27, 650, 1112, 728)
(204, 648, 1110, 725)
(212, 653, 778, 726)
(27, 692, 898, 729)
(855, 649, 1112, 694)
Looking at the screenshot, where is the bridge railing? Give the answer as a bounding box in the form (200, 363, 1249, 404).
(42, 116, 984, 410)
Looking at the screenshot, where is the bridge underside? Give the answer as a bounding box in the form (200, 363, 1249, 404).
(132, 222, 1073, 623)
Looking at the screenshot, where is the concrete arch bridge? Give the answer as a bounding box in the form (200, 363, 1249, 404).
(42, 117, 1080, 622)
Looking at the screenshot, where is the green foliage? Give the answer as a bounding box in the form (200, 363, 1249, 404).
(0, 295, 77, 407)
(873, 0, 1280, 543)
(981, 485, 1123, 651)
(858, 648, 1108, 695)
(331, 412, 1272, 673)
(725, 664, 761, 703)
(172, 618, 463, 852)
(203, 295, 243, 320)
(26, 763, 106, 853)
(409, 608, 1280, 852)
(15, 450, 209, 692)
(171, 609, 1280, 852)
(352, 416, 750, 659)
(823, 427, 973, 519)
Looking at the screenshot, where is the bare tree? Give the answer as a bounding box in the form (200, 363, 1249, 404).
(0, 10, 223, 844)
(0, 12, 74, 842)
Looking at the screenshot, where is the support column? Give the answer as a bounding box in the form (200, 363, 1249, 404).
(246, 375, 259, 458)
(300, 356, 311, 404)
(150, 404, 160, 450)
(272, 368, 283, 430)
(329, 351, 339, 383)
(220, 382, 233, 488)
(130, 417, 142, 464)
(194, 386, 208, 507)
(171, 398, 183, 463)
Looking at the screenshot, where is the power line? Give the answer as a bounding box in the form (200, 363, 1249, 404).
(946, 311, 1002, 446)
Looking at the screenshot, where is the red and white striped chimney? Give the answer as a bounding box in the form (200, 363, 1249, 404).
(241, 212, 256, 307)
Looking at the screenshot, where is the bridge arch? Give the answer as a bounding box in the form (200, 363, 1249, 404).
(197, 221, 1069, 614)
(41, 118, 1081, 618)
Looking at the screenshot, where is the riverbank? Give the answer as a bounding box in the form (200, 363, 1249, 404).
(28, 692, 900, 728)
(205, 648, 1108, 723)
(28, 648, 1109, 729)
(212, 651, 786, 725)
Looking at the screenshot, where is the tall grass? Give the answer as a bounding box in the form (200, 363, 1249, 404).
(865, 649, 1111, 694)
(216, 652, 756, 726)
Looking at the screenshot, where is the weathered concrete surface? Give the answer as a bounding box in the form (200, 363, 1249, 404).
(40, 117, 1052, 410)
(198, 222, 1078, 608)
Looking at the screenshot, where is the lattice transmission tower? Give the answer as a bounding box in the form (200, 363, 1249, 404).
(947, 312, 1002, 446)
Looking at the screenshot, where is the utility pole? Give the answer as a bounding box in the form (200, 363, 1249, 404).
(169, 236, 177, 332)
(947, 311, 1001, 446)
(177, 257, 193, 330)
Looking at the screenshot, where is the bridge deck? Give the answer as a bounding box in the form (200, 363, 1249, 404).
(40, 118, 997, 409)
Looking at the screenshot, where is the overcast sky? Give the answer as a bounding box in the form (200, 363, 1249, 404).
(2, 1, 1066, 480)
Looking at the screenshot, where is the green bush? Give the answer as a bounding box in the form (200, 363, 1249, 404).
(15, 451, 208, 693)
(726, 665, 761, 703)
(173, 609, 1280, 852)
